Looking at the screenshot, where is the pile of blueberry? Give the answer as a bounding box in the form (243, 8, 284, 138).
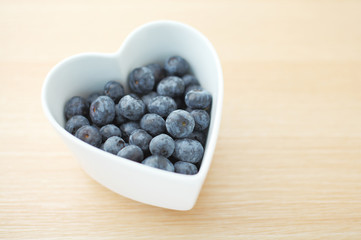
(64, 56, 212, 175)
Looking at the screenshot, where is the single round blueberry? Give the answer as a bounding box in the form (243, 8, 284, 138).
(149, 134, 175, 158)
(142, 155, 175, 172)
(146, 63, 166, 86)
(157, 76, 185, 98)
(174, 161, 198, 175)
(75, 125, 102, 148)
(182, 74, 199, 87)
(147, 96, 177, 117)
(87, 91, 103, 105)
(129, 129, 152, 152)
(65, 115, 90, 135)
(117, 95, 145, 121)
(140, 113, 166, 136)
(64, 96, 89, 120)
(185, 84, 203, 94)
(99, 124, 121, 142)
(103, 136, 126, 155)
(89, 96, 115, 126)
(164, 56, 189, 76)
(185, 89, 212, 110)
(117, 145, 144, 162)
(120, 121, 140, 141)
(173, 138, 204, 163)
(104, 81, 124, 102)
(141, 91, 159, 107)
(188, 130, 207, 146)
(128, 67, 155, 94)
(166, 110, 195, 138)
(190, 110, 210, 131)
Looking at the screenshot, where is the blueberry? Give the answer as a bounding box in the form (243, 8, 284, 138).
(129, 129, 152, 152)
(65, 115, 90, 135)
(87, 91, 103, 105)
(185, 84, 202, 94)
(103, 136, 126, 155)
(157, 76, 185, 97)
(120, 121, 140, 141)
(89, 96, 115, 126)
(128, 67, 155, 94)
(174, 161, 198, 175)
(185, 89, 212, 110)
(190, 110, 210, 131)
(147, 96, 177, 117)
(173, 138, 204, 163)
(75, 125, 102, 147)
(117, 95, 145, 121)
(149, 134, 175, 158)
(117, 145, 144, 162)
(99, 124, 121, 142)
(164, 56, 189, 76)
(104, 81, 124, 102)
(142, 155, 175, 172)
(140, 113, 165, 136)
(188, 130, 207, 146)
(141, 91, 158, 107)
(64, 96, 89, 120)
(146, 63, 166, 86)
(165, 110, 195, 138)
(182, 74, 199, 87)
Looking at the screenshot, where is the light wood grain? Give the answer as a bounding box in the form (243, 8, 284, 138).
(1, 0, 361, 239)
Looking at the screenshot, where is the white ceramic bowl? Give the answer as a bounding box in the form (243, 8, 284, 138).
(41, 20, 223, 210)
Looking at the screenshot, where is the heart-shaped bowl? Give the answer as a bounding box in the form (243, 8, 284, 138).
(41, 20, 223, 210)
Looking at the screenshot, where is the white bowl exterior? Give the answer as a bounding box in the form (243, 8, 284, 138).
(42, 21, 223, 210)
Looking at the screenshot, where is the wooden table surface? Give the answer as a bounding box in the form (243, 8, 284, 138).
(1, 1, 361, 239)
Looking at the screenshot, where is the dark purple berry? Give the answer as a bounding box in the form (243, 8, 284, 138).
(128, 67, 155, 94)
(165, 110, 195, 138)
(65, 115, 90, 135)
(117, 145, 144, 162)
(103, 136, 126, 155)
(149, 134, 175, 158)
(174, 161, 198, 175)
(104, 81, 124, 102)
(129, 129, 152, 152)
(89, 96, 115, 126)
(164, 56, 189, 77)
(173, 138, 204, 164)
(140, 113, 165, 136)
(64, 96, 89, 120)
(142, 155, 175, 172)
(117, 95, 145, 121)
(75, 125, 102, 147)
(99, 124, 121, 142)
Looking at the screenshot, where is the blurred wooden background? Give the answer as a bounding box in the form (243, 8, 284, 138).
(1, 0, 361, 239)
